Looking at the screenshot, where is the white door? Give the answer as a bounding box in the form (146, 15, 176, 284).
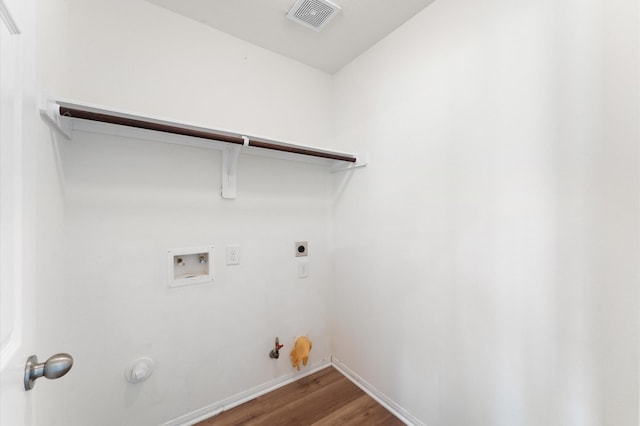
(1, 0, 36, 424)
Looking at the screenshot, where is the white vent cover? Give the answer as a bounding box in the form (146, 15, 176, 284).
(286, 0, 342, 32)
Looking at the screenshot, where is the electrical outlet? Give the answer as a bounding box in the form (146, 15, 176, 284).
(226, 244, 240, 265)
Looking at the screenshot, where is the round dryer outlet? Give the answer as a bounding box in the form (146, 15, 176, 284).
(295, 241, 308, 257)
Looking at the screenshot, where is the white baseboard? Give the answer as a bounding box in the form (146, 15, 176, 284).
(331, 357, 424, 426)
(162, 359, 332, 426)
(163, 357, 423, 426)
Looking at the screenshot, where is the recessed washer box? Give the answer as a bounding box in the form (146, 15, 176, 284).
(168, 246, 214, 288)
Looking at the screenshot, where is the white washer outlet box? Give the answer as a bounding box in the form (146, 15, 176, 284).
(167, 246, 214, 288)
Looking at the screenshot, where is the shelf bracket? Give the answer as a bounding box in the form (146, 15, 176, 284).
(40, 101, 72, 139)
(221, 136, 248, 199)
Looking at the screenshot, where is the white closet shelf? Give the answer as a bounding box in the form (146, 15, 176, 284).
(42, 99, 366, 199)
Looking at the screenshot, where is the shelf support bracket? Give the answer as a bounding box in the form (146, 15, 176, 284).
(40, 100, 72, 140)
(221, 136, 248, 199)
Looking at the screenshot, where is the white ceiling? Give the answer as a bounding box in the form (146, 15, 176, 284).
(147, 0, 437, 74)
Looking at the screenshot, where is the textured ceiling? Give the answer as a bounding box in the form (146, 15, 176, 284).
(147, 0, 437, 74)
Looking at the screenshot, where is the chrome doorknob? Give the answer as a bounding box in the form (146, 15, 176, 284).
(24, 353, 73, 391)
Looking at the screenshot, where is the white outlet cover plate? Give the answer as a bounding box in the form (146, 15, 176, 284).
(298, 260, 309, 278)
(226, 244, 241, 265)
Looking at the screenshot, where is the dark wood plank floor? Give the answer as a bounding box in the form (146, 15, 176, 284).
(196, 367, 404, 425)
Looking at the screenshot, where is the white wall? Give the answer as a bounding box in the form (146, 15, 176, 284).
(66, 0, 334, 147)
(34, 0, 335, 425)
(55, 133, 333, 426)
(331, 0, 639, 425)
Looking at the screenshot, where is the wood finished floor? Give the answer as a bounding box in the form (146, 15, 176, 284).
(196, 367, 404, 426)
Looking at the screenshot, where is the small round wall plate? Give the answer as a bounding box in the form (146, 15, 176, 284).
(124, 357, 155, 384)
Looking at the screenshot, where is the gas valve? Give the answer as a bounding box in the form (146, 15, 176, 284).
(269, 337, 284, 359)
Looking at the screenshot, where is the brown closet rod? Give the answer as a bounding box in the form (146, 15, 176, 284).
(59, 106, 357, 163)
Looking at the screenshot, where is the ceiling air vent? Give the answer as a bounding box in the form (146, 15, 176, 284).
(286, 0, 342, 32)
